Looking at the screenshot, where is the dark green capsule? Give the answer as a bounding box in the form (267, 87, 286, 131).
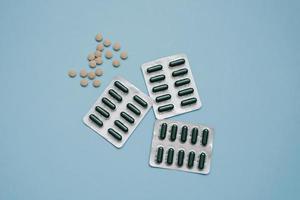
(114, 120, 128, 133)
(152, 84, 168, 93)
(198, 152, 206, 170)
(187, 151, 195, 168)
(120, 112, 135, 124)
(172, 68, 188, 77)
(169, 58, 185, 67)
(89, 114, 103, 127)
(202, 129, 209, 146)
(95, 106, 110, 118)
(156, 147, 164, 164)
(149, 74, 165, 83)
(155, 94, 171, 103)
(166, 148, 174, 165)
(170, 124, 178, 141)
(177, 150, 185, 167)
(178, 88, 194, 96)
(174, 78, 190, 87)
(108, 89, 122, 102)
(147, 65, 163, 73)
(127, 103, 141, 116)
(102, 97, 116, 110)
(180, 126, 188, 143)
(108, 128, 122, 141)
(181, 97, 197, 106)
(191, 127, 198, 144)
(159, 123, 167, 140)
(133, 95, 148, 108)
(158, 104, 174, 112)
(114, 81, 129, 93)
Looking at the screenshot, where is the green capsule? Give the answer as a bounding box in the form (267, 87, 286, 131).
(95, 106, 110, 118)
(169, 58, 185, 67)
(180, 126, 188, 143)
(177, 150, 185, 167)
(149, 74, 165, 83)
(127, 103, 141, 116)
(158, 104, 174, 112)
(133, 95, 148, 108)
(198, 152, 206, 170)
(155, 94, 171, 103)
(89, 114, 103, 127)
(159, 123, 167, 140)
(114, 120, 128, 133)
(174, 78, 190, 87)
(108, 128, 122, 141)
(152, 84, 168, 93)
(102, 97, 116, 110)
(202, 129, 209, 146)
(167, 148, 174, 165)
(172, 68, 188, 77)
(114, 81, 129, 93)
(181, 97, 197, 106)
(108, 89, 122, 102)
(147, 65, 163, 73)
(191, 127, 198, 144)
(187, 151, 195, 168)
(178, 88, 194, 96)
(120, 112, 135, 124)
(170, 124, 178, 141)
(156, 146, 164, 164)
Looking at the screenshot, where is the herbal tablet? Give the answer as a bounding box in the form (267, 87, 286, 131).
(95, 57, 103, 65)
(89, 60, 97, 68)
(93, 80, 101, 88)
(103, 39, 111, 47)
(95, 33, 103, 42)
(105, 50, 113, 59)
(68, 69, 77, 78)
(95, 50, 102, 58)
(80, 69, 88, 78)
(112, 59, 120, 67)
(120, 51, 128, 60)
(113, 42, 121, 51)
(80, 79, 88, 87)
(88, 71, 96, 80)
(95, 68, 103, 76)
(87, 53, 95, 61)
(96, 44, 104, 51)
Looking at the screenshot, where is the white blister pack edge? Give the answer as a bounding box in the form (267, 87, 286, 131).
(83, 76, 153, 148)
(141, 53, 202, 119)
(149, 119, 214, 174)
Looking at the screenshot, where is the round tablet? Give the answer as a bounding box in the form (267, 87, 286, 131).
(95, 57, 103, 65)
(80, 69, 88, 78)
(113, 42, 121, 51)
(120, 51, 128, 60)
(88, 71, 96, 80)
(89, 60, 97, 68)
(87, 53, 95, 61)
(105, 50, 113, 59)
(93, 80, 101, 88)
(95, 68, 103, 76)
(103, 39, 111, 47)
(95, 50, 102, 58)
(112, 60, 120, 67)
(96, 44, 104, 51)
(80, 79, 88, 87)
(68, 69, 77, 78)
(95, 33, 103, 42)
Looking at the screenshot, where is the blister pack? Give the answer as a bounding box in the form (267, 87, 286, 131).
(83, 76, 153, 148)
(149, 119, 214, 174)
(141, 54, 202, 119)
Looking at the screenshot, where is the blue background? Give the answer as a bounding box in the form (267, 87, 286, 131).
(0, 0, 299, 199)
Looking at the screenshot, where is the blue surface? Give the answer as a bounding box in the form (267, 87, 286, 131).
(0, 0, 299, 199)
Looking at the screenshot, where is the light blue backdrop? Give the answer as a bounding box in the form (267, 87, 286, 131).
(0, 0, 299, 199)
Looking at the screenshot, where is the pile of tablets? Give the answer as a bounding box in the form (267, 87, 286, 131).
(67, 33, 129, 88)
(81, 53, 214, 175)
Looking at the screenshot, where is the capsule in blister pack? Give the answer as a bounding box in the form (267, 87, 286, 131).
(141, 54, 202, 119)
(83, 76, 153, 148)
(149, 119, 214, 174)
